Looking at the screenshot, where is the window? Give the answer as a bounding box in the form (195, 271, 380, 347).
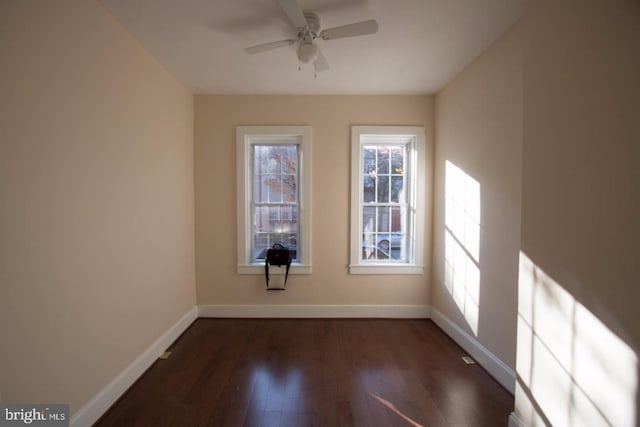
(237, 126, 311, 274)
(350, 126, 426, 274)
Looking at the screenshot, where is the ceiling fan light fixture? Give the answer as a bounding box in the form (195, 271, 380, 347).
(298, 43, 318, 63)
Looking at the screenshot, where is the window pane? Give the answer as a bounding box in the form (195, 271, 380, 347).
(282, 145, 297, 174)
(269, 233, 284, 247)
(377, 175, 389, 203)
(280, 207, 297, 234)
(377, 233, 391, 254)
(362, 232, 376, 259)
(391, 206, 403, 232)
(364, 148, 376, 174)
(363, 206, 376, 233)
(284, 233, 298, 261)
(255, 146, 269, 174)
(254, 234, 269, 259)
(363, 174, 375, 202)
(254, 206, 269, 232)
(391, 176, 404, 203)
(391, 206, 406, 261)
(378, 146, 390, 174)
(267, 175, 282, 202)
(268, 148, 281, 173)
(391, 146, 404, 174)
(268, 206, 282, 231)
(254, 175, 268, 203)
(377, 207, 390, 232)
(283, 175, 296, 202)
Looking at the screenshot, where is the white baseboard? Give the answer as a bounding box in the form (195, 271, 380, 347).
(431, 308, 516, 394)
(509, 412, 527, 427)
(198, 304, 431, 319)
(70, 307, 198, 427)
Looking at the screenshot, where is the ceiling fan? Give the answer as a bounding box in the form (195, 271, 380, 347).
(244, 0, 379, 73)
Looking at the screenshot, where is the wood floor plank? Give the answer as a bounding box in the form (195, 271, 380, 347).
(95, 319, 513, 427)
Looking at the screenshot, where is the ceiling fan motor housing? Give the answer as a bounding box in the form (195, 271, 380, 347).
(303, 12, 320, 37)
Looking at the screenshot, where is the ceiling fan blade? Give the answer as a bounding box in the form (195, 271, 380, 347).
(245, 39, 296, 54)
(278, 0, 308, 30)
(314, 48, 329, 72)
(320, 19, 378, 40)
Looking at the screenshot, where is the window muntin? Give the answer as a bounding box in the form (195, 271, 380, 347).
(350, 126, 425, 275)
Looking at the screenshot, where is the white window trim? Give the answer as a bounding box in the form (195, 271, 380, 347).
(349, 126, 426, 275)
(237, 126, 312, 275)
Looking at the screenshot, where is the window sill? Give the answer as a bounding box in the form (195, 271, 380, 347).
(349, 264, 424, 275)
(238, 264, 312, 275)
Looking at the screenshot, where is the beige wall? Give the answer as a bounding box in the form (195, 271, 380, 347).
(0, 0, 195, 415)
(516, 0, 640, 425)
(432, 24, 523, 369)
(195, 95, 433, 305)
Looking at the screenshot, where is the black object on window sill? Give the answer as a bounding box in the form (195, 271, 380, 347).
(265, 243, 292, 291)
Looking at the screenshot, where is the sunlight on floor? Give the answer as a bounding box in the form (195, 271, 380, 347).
(371, 393, 424, 427)
(516, 252, 638, 427)
(444, 160, 481, 335)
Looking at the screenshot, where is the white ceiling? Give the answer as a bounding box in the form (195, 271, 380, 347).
(99, 0, 522, 94)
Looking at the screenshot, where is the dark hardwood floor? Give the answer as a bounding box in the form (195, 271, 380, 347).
(95, 319, 513, 427)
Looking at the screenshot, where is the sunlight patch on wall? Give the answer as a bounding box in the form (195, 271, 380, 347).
(444, 161, 481, 335)
(516, 252, 637, 427)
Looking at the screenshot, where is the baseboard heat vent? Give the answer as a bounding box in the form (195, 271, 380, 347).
(462, 356, 476, 365)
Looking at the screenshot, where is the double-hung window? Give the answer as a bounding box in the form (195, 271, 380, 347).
(237, 126, 312, 274)
(350, 126, 426, 274)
